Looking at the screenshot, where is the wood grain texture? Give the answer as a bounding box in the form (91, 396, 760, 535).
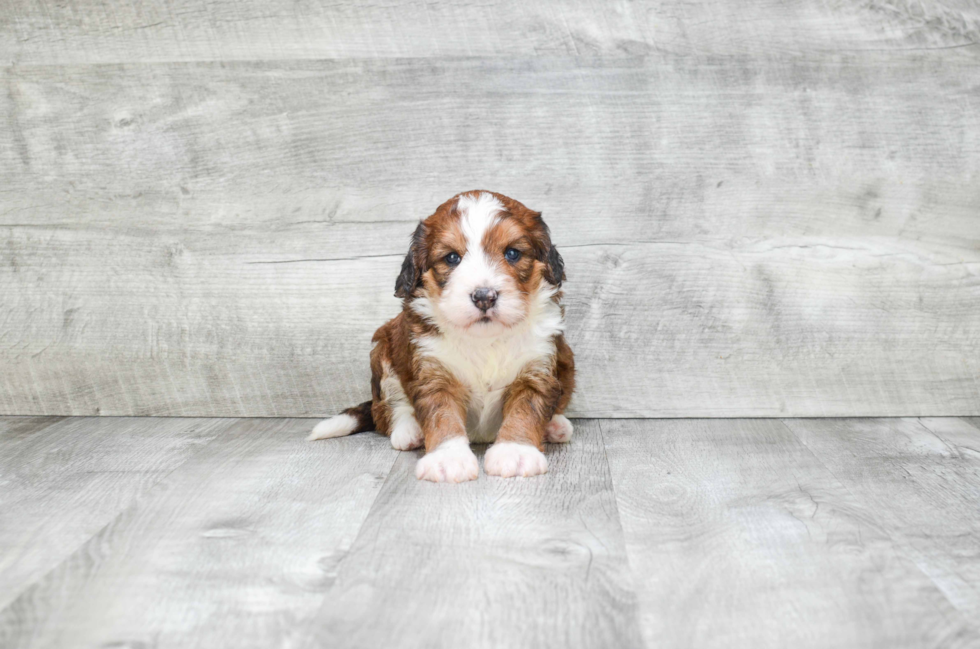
(0, 417, 62, 439)
(298, 420, 643, 649)
(2, 54, 978, 417)
(0, 418, 398, 649)
(3, 416, 980, 647)
(0, 416, 237, 610)
(1, 0, 978, 63)
(784, 417, 980, 624)
(602, 418, 980, 648)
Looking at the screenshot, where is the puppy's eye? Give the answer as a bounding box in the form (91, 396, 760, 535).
(504, 248, 522, 262)
(445, 252, 461, 266)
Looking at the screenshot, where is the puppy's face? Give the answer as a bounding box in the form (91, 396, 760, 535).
(395, 191, 564, 336)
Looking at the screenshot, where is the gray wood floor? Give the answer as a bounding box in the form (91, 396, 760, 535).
(1, 416, 979, 648)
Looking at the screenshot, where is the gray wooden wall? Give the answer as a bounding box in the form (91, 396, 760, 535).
(1, 1, 979, 418)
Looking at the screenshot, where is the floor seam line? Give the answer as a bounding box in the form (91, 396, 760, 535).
(595, 418, 650, 649)
(286, 442, 402, 648)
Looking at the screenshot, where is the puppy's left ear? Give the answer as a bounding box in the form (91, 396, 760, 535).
(534, 212, 565, 287)
(394, 221, 427, 299)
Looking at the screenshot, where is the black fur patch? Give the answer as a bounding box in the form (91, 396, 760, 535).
(394, 222, 426, 298)
(535, 214, 565, 287)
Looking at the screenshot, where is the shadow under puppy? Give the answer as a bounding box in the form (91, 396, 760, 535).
(310, 190, 575, 482)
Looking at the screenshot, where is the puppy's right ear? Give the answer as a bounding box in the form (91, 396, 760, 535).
(394, 221, 427, 299)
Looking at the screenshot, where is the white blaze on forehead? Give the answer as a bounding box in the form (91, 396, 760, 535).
(456, 192, 504, 256)
(433, 192, 523, 330)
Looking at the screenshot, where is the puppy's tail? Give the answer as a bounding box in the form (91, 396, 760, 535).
(308, 400, 374, 441)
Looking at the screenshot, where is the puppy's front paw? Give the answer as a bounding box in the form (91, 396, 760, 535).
(544, 414, 573, 443)
(484, 442, 548, 478)
(415, 438, 479, 483)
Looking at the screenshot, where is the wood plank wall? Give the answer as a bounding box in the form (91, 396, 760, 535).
(1, 1, 978, 417)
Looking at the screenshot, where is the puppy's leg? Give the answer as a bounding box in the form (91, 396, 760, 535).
(309, 333, 391, 441)
(544, 334, 576, 444)
(378, 361, 423, 451)
(412, 373, 478, 483)
(485, 366, 559, 478)
(351, 330, 422, 451)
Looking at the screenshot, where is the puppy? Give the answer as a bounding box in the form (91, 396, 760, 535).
(309, 190, 575, 482)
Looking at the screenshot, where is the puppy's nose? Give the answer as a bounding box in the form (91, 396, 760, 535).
(471, 287, 498, 312)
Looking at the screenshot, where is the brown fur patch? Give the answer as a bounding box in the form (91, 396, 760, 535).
(497, 363, 561, 450)
(368, 334, 392, 435)
(366, 307, 470, 450)
(412, 365, 470, 452)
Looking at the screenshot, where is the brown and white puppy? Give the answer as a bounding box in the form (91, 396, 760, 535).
(309, 190, 575, 482)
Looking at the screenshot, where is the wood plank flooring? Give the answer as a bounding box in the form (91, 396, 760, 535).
(0, 417, 237, 611)
(1, 416, 979, 648)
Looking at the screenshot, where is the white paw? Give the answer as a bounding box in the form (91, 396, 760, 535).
(415, 438, 479, 483)
(389, 418, 423, 450)
(484, 442, 548, 478)
(544, 414, 573, 443)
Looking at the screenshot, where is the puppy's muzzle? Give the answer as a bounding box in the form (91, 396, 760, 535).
(471, 287, 498, 312)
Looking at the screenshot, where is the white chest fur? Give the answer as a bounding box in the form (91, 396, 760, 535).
(413, 287, 564, 443)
